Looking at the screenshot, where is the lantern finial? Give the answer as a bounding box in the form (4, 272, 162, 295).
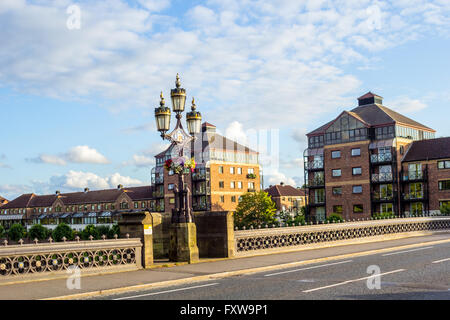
(191, 97, 196, 111)
(175, 73, 181, 88)
(160, 91, 165, 106)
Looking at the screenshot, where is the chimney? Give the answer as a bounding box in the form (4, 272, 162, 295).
(117, 184, 123, 190)
(280, 182, 284, 186)
(84, 188, 89, 193)
(55, 190, 60, 195)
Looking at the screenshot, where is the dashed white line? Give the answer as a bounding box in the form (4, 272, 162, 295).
(381, 246, 433, 256)
(264, 260, 353, 277)
(113, 282, 220, 300)
(432, 257, 450, 264)
(302, 269, 406, 293)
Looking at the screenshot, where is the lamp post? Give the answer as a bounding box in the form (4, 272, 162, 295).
(154, 74, 201, 262)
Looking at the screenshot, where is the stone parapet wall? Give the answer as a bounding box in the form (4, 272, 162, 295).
(0, 238, 142, 279)
(235, 217, 450, 256)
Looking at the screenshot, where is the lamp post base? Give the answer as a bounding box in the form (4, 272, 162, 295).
(169, 222, 199, 263)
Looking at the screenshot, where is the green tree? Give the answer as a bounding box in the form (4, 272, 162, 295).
(234, 191, 277, 228)
(0, 225, 5, 238)
(108, 224, 120, 238)
(8, 224, 26, 241)
(96, 225, 111, 238)
(52, 223, 74, 241)
(440, 203, 450, 215)
(81, 224, 100, 240)
(29, 224, 50, 240)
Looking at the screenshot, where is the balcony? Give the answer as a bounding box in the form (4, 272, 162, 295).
(193, 203, 210, 211)
(371, 172, 393, 183)
(371, 153, 393, 164)
(192, 172, 207, 181)
(306, 160, 324, 171)
(193, 189, 210, 196)
(309, 198, 325, 207)
(246, 173, 257, 179)
(402, 171, 426, 182)
(152, 190, 164, 198)
(248, 188, 256, 192)
(308, 178, 325, 188)
(402, 192, 426, 202)
(372, 192, 394, 202)
(151, 176, 164, 185)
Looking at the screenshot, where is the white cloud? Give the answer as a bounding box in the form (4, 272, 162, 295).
(387, 96, 428, 113)
(122, 154, 155, 168)
(65, 146, 109, 164)
(265, 170, 296, 187)
(1, 0, 449, 130)
(27, 145, 109, 165)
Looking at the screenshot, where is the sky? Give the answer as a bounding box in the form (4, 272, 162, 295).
(1, 0, 450, 200)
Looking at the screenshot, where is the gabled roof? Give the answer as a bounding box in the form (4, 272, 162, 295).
(402, 137, 450, 162)
(350, 104, 434, 131)
(265, 185, 306, 197)
(1, 194, 34, 209)
(358, 91, 383, 101)
(2, 186, 153, 209)
(307, 110, 369, 136)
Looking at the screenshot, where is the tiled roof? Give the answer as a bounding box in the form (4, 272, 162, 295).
(265, 185, 306, 197)
(2, 186, 153, 209)
(402, 137, 450, 162)
(307, 100, 434, 136)
(1, 194, 34, 209)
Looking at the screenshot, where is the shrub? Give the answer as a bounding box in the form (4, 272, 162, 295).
(29, 224, 50, 240)
(109, 224, 120, 238)
(326, 213, 344, 223)
(8, 224, 26, 241)
(52, 223, 74, 242)
(81, 224, 100, 240)
(234, 191, 277, 229)
(0, 225, 5, 238)
(440, 203, 450, 215)
(96, 225, 111, 239)
(373, 212, 394, 220)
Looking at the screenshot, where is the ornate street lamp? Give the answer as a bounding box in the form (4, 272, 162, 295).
(154, 74, 202, 224)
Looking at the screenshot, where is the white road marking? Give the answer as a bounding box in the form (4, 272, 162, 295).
(264, 260, 353, 277)
(302, 269, 406, 293)
(381, 246, 433, 256)
(432, 257, 450, 264)
(113, 282, 220, 300)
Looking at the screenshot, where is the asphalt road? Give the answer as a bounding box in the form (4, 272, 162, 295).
(102, 240, 450, 300)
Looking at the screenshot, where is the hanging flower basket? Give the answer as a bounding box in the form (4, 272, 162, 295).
(164, 156, 196, 174)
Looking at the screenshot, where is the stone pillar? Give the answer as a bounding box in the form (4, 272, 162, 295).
(169, 222, 199, 263)
(118, 211, 154, 268)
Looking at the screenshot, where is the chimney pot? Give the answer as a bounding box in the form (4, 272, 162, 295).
(84, 188, 89, 193)
(118, 184, 123, 189)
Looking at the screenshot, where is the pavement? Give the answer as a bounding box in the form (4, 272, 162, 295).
(0, 233, 449, 300)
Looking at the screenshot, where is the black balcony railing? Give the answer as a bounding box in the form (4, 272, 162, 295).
(402, 171, 425, 181)
(371, 153, 392, 164)
(193, 189, 210, 196)
(308, 179, 325, 187)
(371, 172, 393, 183)
(306, 160, 324, 170)
(248, 188, 256, 192)
(402, 192, 425, 201)
(192, 172, 207, 181)
(372, 192, 394, 201)
(193, 203, 211, 211)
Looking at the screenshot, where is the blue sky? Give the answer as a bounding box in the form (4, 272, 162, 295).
(1, 0, 450, 199)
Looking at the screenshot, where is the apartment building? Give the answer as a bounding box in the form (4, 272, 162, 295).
(400, 137, 450, 215)
(151, 122, 261, 214)
(0, 185, 152, 229)
(265, 183, 307, 214)
(304, 92, 437, 221)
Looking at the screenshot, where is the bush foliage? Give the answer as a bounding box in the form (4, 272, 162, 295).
(234, 191, 277, 228)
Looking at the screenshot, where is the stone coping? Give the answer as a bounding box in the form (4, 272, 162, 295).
(234, 217, 450, 237)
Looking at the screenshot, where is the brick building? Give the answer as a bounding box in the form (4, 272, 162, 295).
(0, 196, 7, 207)
(265, 183, 307, 214)
(400, 137, 450, 215)
(151, 122, 261, 214)
(304, 92, 439, 221)
(0, 185, 152, 230)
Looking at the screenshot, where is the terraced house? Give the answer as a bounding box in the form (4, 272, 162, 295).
(0, 185, 152, 230)
(303, 92, 446, 221)
(151, 122, 261, 214)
